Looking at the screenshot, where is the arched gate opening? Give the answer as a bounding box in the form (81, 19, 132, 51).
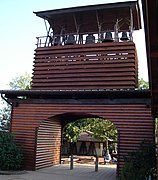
(61, 117, 118, 167)
(8, 100, 153, 176)
(35, 112, 118, 176)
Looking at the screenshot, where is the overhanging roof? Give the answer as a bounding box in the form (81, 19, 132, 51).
(34, 1, 141, 35)
(0, 89, 151, 99)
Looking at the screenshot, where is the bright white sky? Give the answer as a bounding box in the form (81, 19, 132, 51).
(0, 0, 148, 90)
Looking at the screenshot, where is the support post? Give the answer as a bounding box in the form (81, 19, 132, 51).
(70, 143, 73, 170)
(70, 154, 73, 170)
(95, 154, 99, 172)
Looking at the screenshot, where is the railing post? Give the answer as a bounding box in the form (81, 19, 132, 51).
(36, 37, 39, 48)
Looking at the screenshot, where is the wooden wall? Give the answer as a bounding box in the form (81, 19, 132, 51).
(36, 118, 61, 169)
(32, 42, 138, 90)
(142, 0, 158, 117)
(11, 102, 154, 175)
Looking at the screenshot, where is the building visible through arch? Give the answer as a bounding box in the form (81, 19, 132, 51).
(61, 118, 118, 158)
(0, 1, 155, 178)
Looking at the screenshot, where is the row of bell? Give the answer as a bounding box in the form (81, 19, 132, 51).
(103, 32, 129, 42)
(52, 31, 130, 46)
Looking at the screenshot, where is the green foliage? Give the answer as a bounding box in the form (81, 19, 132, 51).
(0, 100, 11, 131)
(119, 141, 156, 180)
(138, 78, 149, 89)
(88, 118, 117, 142)
(0, 72, 32, 131)
(63, 122, 81, 142)
(0, 132, 23, 171)
(63, 118, 117, 144)
(9, 72, 32, 90)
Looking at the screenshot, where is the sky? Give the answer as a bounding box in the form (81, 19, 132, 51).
(0, 0, 148, 90)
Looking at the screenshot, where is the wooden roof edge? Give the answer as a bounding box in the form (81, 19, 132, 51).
(0, 89, 151, 99)
(34, 1, 138, 18)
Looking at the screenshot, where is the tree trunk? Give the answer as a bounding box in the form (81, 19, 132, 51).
(105, 140, 109, 154)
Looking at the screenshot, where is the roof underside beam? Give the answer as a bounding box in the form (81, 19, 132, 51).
(34, 1, 141, 35)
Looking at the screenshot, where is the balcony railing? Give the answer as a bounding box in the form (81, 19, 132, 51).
(36, 32, 133, 48)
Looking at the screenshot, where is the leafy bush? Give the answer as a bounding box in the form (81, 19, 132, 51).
(119, 141, 156, 180)
(0, 131, 23, 171)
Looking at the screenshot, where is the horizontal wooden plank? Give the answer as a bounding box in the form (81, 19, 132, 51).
(34, 52, 135, 62)
(32, 81, 135, 88)
(35, 43, 135, 55)
(32, 71, 135, 79)
(35, 43, 135, 51)
(32, 67, 136, 75)
(35, 118, 61, 169)
(33, 63, 135, 71)
(11, 102, 153, 173)
(32, 42, 138, 90)
(34, 54, 135, 65)
(32, 76, 135, 84)
(35, 44, 135, 55)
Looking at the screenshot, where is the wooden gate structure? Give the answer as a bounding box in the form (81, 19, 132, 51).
(0, 1, 155, 177)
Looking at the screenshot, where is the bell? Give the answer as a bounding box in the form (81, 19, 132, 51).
(53, 36, 61, 46)
(85, 34, 95, 44)
(65, 34, 76, 45)
(102, 32, 113, 42)
(120, 32, 129, 41)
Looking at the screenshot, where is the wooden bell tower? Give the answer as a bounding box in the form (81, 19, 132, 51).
(32, 1, 141, 91)
(1, 1, 154, 178)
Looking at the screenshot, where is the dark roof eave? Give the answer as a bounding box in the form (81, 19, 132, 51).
(34, 1, 137, 19)
(0, 89, 151, 99)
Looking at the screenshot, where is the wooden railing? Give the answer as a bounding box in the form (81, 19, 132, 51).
(32, 42, 138, 90)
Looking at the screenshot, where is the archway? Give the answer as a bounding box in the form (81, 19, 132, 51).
(35, 112, 118, 175)
(8, 101, 153, 177)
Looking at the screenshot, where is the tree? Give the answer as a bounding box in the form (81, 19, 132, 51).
(138, 78, 149, 89)
(0, 73, 32, 131)
(120, 141, 156, 180)
(9, 72, 32, 90)
(86, 118, 117, 142)
(0, 131, 23, 170)
(62, 118, 117, 153)
(0, 101, 11, 131)
(63, 122, 81, 143)
(89, 118, 117, 153)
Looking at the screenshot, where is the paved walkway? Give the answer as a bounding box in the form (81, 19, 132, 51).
(0, 164, 116, 180)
